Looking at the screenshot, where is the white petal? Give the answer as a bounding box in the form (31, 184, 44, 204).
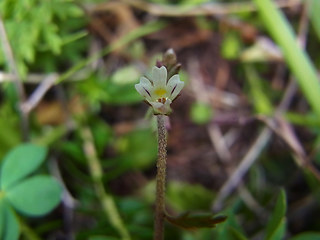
(152, 66, 167, 89)
(135, 77, 153, 101)
(140, 76, 153, 87)
(167, 74, 184, 100)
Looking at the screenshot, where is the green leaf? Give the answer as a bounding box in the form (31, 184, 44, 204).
(166, 211, 227, 230)
(285, 112, 320, 128)
(265, 189, 287, 240)
(116, 128, 157, 171)
(4, 204, 19, 240)
(111, 66, 140, 85)
(43, 24, 62, 54)
(0, 200, 20, 240)
(1, 144, 47, 190)
(269, 219, 286, 240)
(6, 175, 62, 216)
(215, 202, 247, 240)
(167, 181, 215, 212)
(91, 120, 113, 156)
(104, 81, 142, 104)
(98, 66, 142, 105)
(289, 232, 320, 240)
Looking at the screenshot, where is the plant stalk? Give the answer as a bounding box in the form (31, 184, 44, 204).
(154, 115, 168, 240)
(81, 127, 131, 240)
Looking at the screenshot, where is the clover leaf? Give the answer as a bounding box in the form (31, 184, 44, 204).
(0, 144, 62, 240)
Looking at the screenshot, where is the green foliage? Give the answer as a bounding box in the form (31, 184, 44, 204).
(167, 181, 215, 212)
(265, 189, 287, 240)
(214, 202, 248, 240)
(115, 128, 157, 170)
(309, 0, 320, 41)
(6, 175, 62, 216)
(221, 33, 241, 60)
(106, 78, 142, 105)
(285, 112, 320, 128)
(0, 144, 47, 190)
(245, 65, 273, 115)
(91, 120, 114, 155)
(190, 102, 213, 125)
(289, 232, 320, 240)
(77, 66, 142, 108)
(253, 0, 320, 117)
(149, 0, 211, 5)
(0, 103, 21, 159)
(166, 212, 226, 230)
(227, 227, 249, 240)
(0, 201, 19, 240)
(0, 144, 62, 239)
(304, 171, 320, 203)
(0, 0, 85, 76)
(89, 237, 120, 240)
(118, 198, 153, 238)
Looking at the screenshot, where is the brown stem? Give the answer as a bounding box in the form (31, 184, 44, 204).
(154, 115, 167, 240)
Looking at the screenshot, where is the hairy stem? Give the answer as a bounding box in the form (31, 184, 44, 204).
(154, 115, 168, 240)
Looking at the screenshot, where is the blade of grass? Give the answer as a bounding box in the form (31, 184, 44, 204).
(285, 112, 320, 127)
(253, 0, 320, 117)
(308, 0, 320, 40)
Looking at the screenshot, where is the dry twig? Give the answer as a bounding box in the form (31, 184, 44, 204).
(213, 0, 315, 210)
(94, 0, 302, 17)
(0, 14, 29, 139)
(21, 74, 58, 114)
(188, 59, 265, 215)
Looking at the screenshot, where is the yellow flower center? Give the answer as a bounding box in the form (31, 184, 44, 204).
(154, 88, 167, 97)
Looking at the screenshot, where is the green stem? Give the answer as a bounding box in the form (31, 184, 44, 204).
(81, 127, 131, 240)
(154, 115, 167, 240)
(253, 0, 320, 117)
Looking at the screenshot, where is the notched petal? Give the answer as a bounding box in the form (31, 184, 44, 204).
(140, 76, 153, 86)
(152, 66, 167, 88)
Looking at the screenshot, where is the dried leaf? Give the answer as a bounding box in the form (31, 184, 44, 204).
(166, 211, 227, 230)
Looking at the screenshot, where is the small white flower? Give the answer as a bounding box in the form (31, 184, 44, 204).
(135, 66, 184, 115)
